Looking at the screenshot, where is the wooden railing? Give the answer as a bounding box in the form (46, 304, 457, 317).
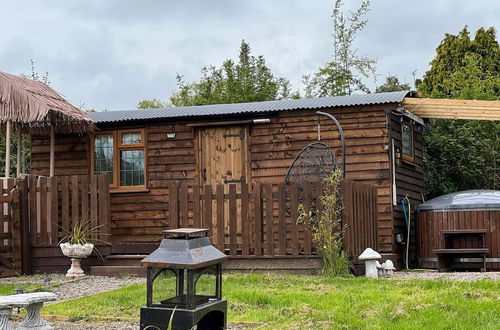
(23, 174, 111, 246)
(168, 180, 378, 258)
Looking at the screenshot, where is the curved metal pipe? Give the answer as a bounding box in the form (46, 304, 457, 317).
(316, 111, 346, 177)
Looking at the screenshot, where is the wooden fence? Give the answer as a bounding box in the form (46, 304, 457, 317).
(167, 180, 378, 258)
(0, 179, 21, 276)
(24, 174, 111, 246)
(0, 174, 111, 276)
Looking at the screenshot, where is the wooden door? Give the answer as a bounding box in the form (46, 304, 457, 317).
(198, 125, 249, 251)
(199, 126, 248, 186)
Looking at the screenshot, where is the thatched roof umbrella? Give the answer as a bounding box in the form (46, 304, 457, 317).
(0, 71, 94, 177)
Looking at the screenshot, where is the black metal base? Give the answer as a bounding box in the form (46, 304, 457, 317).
(140, 299, 227, 330)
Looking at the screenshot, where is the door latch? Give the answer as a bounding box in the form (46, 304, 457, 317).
(223, 176, 246, 184)
(223, 131, 245, 140)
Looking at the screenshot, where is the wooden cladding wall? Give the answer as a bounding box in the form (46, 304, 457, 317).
(0, 179, 22, 277)
(31, 134, 89, 176)
(390, 113, 424, 255)
(167, 180, 378, 258)
(26, 174, 111, 246)
(417, 210, 500, 271)
(250, 104, 393, 252)
(31, 103, 397, 251)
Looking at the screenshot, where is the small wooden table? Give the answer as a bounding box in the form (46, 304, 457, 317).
(433, 229, 488, 272)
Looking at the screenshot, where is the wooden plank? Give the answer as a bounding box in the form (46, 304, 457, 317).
(9, 187, 21, 272)
(98, 174, 108, 241)
(169, 185, 179, 229)
(71, 176, 79, 227)
(216, 184, 225, 252)
(229, 184, 237, 256)
(240, 183, 249, 256)
(81, 175, 88, 223)
(203, 185, 213, 242)
(179, 184, 188, 228)
(18, 178, 31, 274)
(90, 175, 98, 242)
(101, 174, 111, 240)
(39, 177, 48, 245)
(277, 183, 286, 255)
(303, 182, 312, 255)
(0, 180, 4, 249)
(60, 176, 69, 238)
(264, 184, 273, 256)
(192, 185, 201, 228)
(49, 176, 58, 245)
(290, 182, 299, 256)
(253, 183, 262, 256)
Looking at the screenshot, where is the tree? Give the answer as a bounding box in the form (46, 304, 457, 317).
(304, 0, 376, 97)
(375, 75, 411, 93)
(137, 98, 168, 109)
(417, 26, 500, 198)
(164, 40, 295, 107)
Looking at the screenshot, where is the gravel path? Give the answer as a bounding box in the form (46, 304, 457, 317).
(391, 270, 500, 281)
(0, 274, 144, 303)
(48, 275, 144, 303)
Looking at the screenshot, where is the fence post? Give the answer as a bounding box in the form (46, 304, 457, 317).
(17, 178, 31, 274)
(9, 187, 22, 274)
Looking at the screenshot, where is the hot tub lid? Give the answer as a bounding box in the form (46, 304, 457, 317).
(416, 190, 500, 211)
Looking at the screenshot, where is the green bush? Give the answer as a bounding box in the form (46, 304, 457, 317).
(298, 169, 350, 276)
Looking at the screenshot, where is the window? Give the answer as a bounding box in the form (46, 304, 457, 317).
(401, 121, 414, 163)
(92, 129, 146, 189)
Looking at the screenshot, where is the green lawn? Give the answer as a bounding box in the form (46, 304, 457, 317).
(0, 284, 58, 296)
(42, 273, 499, 329)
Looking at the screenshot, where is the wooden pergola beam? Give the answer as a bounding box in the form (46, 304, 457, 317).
(402, 98, 500, 121)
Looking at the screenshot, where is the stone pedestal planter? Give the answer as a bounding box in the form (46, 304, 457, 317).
(60, 243, 93, 277)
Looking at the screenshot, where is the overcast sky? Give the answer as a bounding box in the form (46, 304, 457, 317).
(1, 0, 498, 111)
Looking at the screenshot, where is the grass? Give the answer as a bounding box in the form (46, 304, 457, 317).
(0, 284, 57, 295)
(34, 273, 500, 329)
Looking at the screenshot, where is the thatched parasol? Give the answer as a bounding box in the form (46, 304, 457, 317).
(0, 71, 94, 134)
(0, 71, 94, 177)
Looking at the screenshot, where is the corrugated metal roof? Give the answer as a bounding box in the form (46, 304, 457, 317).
(89, 91, 411, 124)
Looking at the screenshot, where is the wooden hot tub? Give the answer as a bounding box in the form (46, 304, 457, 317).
(416, 190, 500, 271)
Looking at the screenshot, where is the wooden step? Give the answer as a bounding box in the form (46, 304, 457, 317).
(103, 254, 147, 266)
(91, 265, 146, 277)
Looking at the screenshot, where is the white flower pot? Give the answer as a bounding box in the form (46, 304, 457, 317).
(60, 243, 94, 259)
(60, 243, 94, 277)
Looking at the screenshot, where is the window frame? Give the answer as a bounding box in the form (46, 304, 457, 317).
(91, 128, 147, 191)
(401, 120, 415, 164)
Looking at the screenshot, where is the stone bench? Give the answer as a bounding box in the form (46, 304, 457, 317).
(0, 292, 56, 330)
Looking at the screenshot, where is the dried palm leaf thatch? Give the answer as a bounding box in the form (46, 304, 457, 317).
(0, 71, 94, 134)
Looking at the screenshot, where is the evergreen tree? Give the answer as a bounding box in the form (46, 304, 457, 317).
(417, 26, 500, 198)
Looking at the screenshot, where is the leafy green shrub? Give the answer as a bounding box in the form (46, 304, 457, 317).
(297, 169, 350, 276)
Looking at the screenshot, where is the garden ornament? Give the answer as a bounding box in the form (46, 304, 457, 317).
(376, 261, 384, 277)
(358, 248, 381, 279)
(384, 260, 396, 278)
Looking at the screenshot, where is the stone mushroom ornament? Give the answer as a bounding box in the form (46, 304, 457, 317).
(358, 248, 382, 279)
(383, 260, 396, 278)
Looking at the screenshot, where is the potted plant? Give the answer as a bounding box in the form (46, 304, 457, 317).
(59, 219, 102, 277)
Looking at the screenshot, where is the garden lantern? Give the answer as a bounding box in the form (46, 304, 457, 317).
(140, 228, 227, 330)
